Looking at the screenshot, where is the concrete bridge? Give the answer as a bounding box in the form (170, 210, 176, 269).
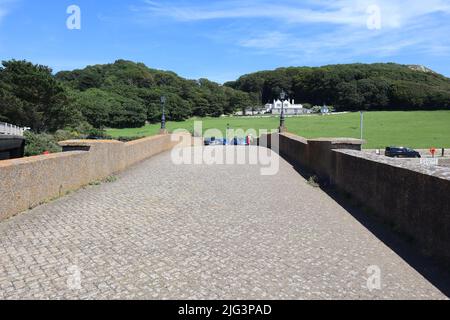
(0, 135, 449, 299)
(0, 122, 26, 160)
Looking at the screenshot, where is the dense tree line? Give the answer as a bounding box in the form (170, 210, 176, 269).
(2, 60, 450, 134)
(57, 60, 255, 128)
(0, 59, 255, 132)
(225, 63, 450, 111)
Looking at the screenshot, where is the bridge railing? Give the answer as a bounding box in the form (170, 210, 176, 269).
(0, 122, 27, 136)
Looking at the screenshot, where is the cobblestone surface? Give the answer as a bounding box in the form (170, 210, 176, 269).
(0, 147, 447, 299)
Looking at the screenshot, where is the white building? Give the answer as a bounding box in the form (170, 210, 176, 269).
(321, 105, 330, 114)
(265, 99, 305, 115)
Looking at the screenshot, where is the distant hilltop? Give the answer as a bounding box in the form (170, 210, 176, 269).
(407, 65, 437, 74)
(225, 63, 450, 111)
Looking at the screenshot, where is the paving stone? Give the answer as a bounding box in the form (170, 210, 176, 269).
(0, 147, 447, 299)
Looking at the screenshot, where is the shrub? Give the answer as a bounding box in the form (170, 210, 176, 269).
(307, 175, 320, 188)
(53, 129, 79, 142)
(310, 106, 322, 114)
(86, 128, 112, 140)
(24, 131, 61, 156)
(73, 121, 94, 135)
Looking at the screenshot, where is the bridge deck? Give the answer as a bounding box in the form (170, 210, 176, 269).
(0, 147, 447, 299)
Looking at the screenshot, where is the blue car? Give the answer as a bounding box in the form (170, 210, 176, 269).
(204, 137, 225, 146)
(232, 137, 247, 145)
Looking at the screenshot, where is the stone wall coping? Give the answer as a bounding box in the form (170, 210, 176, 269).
(334, 149, 450, 181)
(278, 133, 364, 145)
(280, 133, 308, 144)
(58, 134, 179, 148)
(308, 137, 366, 145)
(59, 139, 123, 147)
(0, 151, 86, 168)
(125, 134, 169, 146)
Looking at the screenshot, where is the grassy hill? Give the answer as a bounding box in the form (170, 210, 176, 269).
(55, 60, 254, 128)
(225, 63, 450, 111)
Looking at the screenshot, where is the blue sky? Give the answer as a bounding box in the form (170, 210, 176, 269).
(1, 0, 450, 83)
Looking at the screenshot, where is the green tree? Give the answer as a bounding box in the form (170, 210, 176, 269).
(70, 88, 117, 128)
(0, 60, 79, 131)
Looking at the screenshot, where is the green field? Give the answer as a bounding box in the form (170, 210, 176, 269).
(106, 111, 450, 149)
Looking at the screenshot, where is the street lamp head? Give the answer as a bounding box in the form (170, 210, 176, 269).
(161, 96, 166, 104)
(280, 90, 286, 100)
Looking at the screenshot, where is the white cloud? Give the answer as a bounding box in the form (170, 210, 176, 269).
(0, 8, 7, 21)
(143, 0, 450, 28)
(139, 0, 450, 64)
(0, 0, 17, 23)
(142, 0, 365, 26)
(240, 32, 292, 50)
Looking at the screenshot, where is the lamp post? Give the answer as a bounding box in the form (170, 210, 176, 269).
(279, 90, 287, 133)
(360, 111, 364, 140)
(160, 96, 167, 134)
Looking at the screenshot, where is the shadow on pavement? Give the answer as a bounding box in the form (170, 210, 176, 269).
(291, 163, 450, 298)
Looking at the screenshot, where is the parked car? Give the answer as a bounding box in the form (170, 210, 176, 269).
(210, 138, 224, 146)
(385, 147, 421, 158)
(232, 137, 247, 145)
(204, 137, 225, 146)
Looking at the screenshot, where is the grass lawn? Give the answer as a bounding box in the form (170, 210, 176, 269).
(106, 111, 450, 149)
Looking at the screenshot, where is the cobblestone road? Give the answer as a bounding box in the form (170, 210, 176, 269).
(0, 147, 447, 299)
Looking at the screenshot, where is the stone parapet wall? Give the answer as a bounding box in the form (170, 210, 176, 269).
(332, 149, 450, 265)
(271, 132, 450, 266)
(271, 133, 364, 181)
(0, 133, 191, 221)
